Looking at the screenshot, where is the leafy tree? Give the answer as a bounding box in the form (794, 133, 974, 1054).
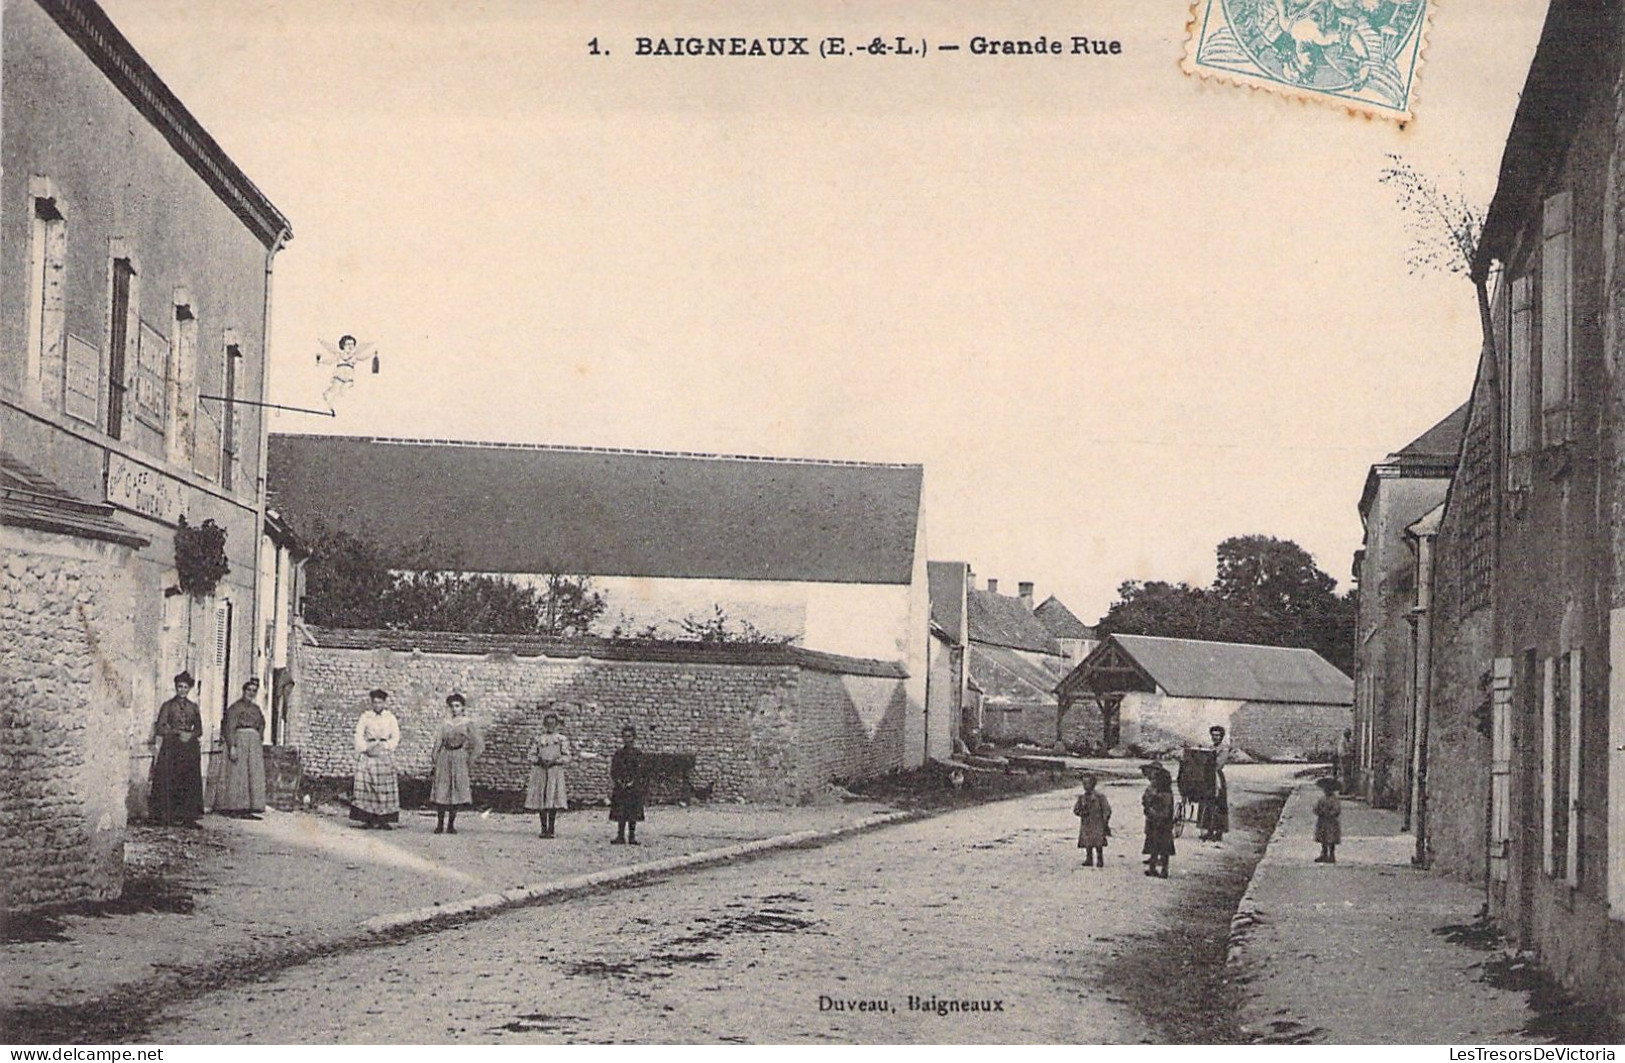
(299, 520, 606, 636)
(1097, 536, 1355, 676)
(1379, 154, 1484, 278)
(677, 605, 795, 645)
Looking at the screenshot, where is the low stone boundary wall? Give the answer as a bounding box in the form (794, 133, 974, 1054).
(287, 627, 909, 804)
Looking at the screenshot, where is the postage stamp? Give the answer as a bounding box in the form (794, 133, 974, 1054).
(1183, 0, 1433, 122)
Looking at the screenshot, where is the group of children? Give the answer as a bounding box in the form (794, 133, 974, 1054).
(1071, 765, 1343, 874)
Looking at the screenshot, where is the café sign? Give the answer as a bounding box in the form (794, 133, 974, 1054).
(106, 453, 183, 524)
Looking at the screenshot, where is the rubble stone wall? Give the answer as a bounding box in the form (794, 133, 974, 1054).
(1, 528, 140, 909)
(289, 634, 908, 804)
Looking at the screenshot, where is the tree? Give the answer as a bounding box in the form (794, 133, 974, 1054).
(1097, 535, 1355, 676)
(299, 520, 606, 636)
(1378, 154, 1484, 278)
(676, 605, 795, 645)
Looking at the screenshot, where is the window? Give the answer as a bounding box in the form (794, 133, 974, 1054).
(25, 179, 67, 410)
(221, 342, 241, 491)
(106, 258, 135, 439)
(167, 296, 197, 466)
(1509, 273, 1535, 460)
(1543, 650, 1581, 882)
(1541, 191, 1573, 442)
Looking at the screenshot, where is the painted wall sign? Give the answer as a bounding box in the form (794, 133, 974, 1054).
(106, 452, 184, 524)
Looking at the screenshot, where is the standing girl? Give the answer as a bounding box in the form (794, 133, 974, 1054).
(430, 693, 483, 834)
(351, 689, 401, 829)
(524, 711, 572, 838)
(1073, 773, 1112, 868)
(1313, 776, 1342, 863)
(1141, 763, 1176, 878)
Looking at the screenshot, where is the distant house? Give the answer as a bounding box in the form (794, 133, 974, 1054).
(1034, 595, 1098, 664)
(1055, 634, 1353, 759)
(266, 434, 934, 787)
(1352, 404, 1467, 810)
(1, 0, 290, 907)
(964, 577, 1071, 745)
(926, 561, 971, 760)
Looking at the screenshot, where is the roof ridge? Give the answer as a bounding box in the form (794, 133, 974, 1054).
(271, 433, 920, 470)
(1115, 633, 1318, 654)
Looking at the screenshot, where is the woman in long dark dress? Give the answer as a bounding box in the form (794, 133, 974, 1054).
(1141, 763, 1176, 878)
(609, 725, 648, 845)
(151, 671, 204, 827)
(217, 678, 267, 817)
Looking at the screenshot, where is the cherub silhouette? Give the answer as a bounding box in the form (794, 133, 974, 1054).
(315, 334, 378, 410)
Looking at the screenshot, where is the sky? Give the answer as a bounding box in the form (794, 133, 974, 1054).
(99, 0, 1551, 623)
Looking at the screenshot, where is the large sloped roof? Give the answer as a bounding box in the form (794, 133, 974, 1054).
(1033, 595, 1094, 640)
(1394, 403, 1469, 463)
(268, 435, 923, 584)
(969, 643, 1067, 704)
(967, 589, 1062, 656)
(1063, 634, 1352, 705)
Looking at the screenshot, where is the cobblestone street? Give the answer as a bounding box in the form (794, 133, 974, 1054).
(143, 770, 1289, 1044)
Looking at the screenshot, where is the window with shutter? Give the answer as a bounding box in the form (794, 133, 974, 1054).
(1508, 273, 1535, 488)
(1541, 191, 1573, 443)
(107, 258, 136, 439)
(168, 298, 197, 466)
(26, 180, 68, 410)
(1566, 649, 1582, 888)
(1490, 658, 1513, 882)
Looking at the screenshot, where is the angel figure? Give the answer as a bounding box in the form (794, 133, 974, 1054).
(316, 334, 378, 409)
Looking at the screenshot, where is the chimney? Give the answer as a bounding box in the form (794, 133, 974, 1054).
(1019, 582, 1035, 610)
(966, 568, 976, 592)
(987, 578, 999, 594)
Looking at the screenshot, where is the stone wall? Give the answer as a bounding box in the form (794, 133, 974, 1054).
(288, 628, 907, 804)
(1, 527, 140, 909)
(1229, 700, 1350, 760)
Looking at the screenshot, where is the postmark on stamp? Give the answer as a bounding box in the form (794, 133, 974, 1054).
(1183, 0, 1433, 122)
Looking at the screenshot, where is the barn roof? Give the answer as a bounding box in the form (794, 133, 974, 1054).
(1033, 596, 1094, 640)
(1059, 634, 1352, 705)
(267, 434, 923, 584)
(967, 588, 1062, 656)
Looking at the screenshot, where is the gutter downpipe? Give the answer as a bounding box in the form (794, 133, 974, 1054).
(252, 226, 292, 693)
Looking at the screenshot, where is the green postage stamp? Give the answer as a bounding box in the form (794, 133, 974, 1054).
(1183, 0, 1433, 121)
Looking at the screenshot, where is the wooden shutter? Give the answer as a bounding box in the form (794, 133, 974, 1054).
(1608, 611, 1625, 917)
(1541, 191, 1573, 436)
(1491, 658, 1513, 882)
(1543, 656, 1557, 877)
(1568, 649, 1582, 887)
(1510, 275, 1534, 459)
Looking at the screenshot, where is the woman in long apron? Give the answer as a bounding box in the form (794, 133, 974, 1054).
(216, 678, 267, 817)
(351, 689, 402, 829)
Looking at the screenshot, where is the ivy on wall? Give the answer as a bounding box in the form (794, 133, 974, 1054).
(175, 516, 230, 597)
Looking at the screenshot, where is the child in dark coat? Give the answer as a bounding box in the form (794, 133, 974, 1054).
(609, 725, 648, 845)
(1073, 773, 1112, 868)
(1313, 776, 1341, 863)
(1141, 763, 1176, 878)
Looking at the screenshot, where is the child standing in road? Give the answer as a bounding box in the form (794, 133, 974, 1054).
(1140, 763, 1175, 878)
(1313, 776, 1342, 863)
(1073, 773, 1111, 868)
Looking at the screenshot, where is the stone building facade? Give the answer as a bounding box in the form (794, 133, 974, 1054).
(289, 627, 909, 805)
(1412, 0, 1625, 1019)
(1056, 634, 1352, 759)
(0, 0, 290, 906)
(1352, 406, 1466, 809)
